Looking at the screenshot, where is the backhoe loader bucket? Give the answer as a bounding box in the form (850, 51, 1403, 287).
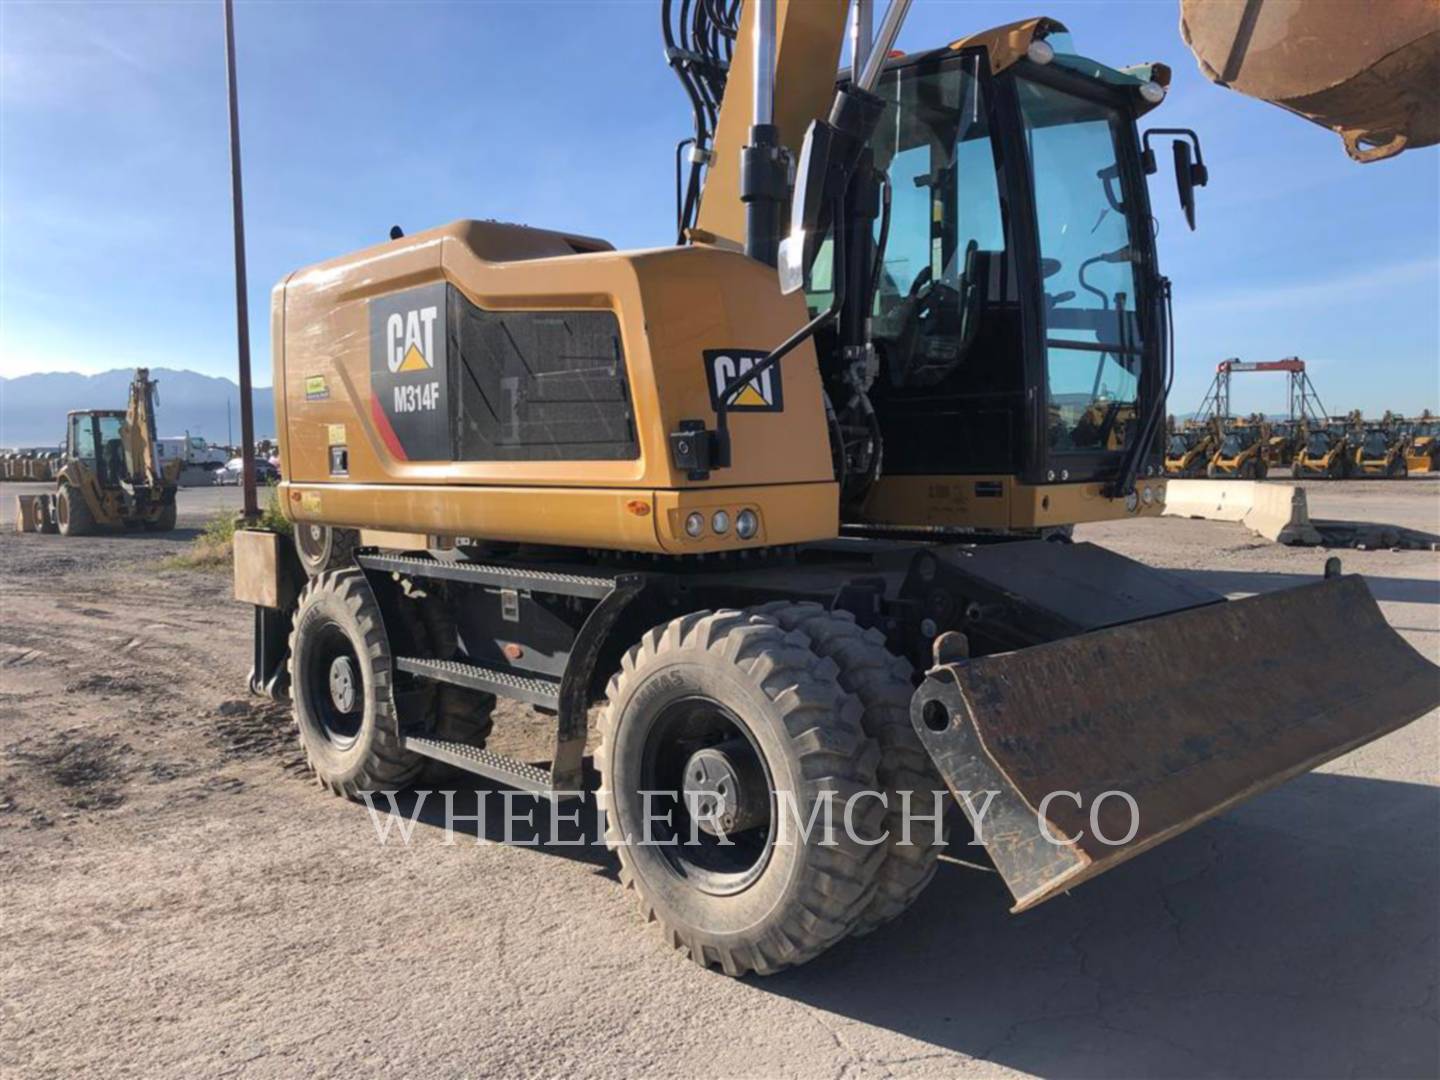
(912, 575, 1439, 912)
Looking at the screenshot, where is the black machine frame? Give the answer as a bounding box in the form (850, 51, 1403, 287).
(251, 532, 1221, 800)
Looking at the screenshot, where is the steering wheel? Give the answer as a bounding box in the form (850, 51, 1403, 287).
(884, 244, 977, 388)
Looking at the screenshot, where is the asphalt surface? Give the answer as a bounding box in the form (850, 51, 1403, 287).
(1, 477, 1436, 1078)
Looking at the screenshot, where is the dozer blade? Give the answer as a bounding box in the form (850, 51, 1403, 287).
(911, 575, 1439, 912)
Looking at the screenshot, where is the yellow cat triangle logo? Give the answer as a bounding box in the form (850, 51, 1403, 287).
(706, 350, 782, 412)
(398, 344, 430, 372)
(733, 383, 768, 407)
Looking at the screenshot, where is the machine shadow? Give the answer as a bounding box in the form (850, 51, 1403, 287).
(1167, 567, 1440, 606)
(755, 773, 1440, 1079)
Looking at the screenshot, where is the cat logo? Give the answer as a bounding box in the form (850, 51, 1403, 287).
(704, 348, 783, 413)
(385, 305, 439, 373)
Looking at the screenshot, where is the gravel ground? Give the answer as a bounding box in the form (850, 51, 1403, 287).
(1, 478, 1436, 1079)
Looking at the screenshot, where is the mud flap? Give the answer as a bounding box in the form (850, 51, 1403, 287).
(911, 575, 1439, 912)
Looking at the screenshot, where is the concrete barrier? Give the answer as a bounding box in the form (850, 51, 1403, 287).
(1164, 479, 1322, 545)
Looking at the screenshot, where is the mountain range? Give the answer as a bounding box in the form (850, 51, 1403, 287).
(0, 369, 275, 449)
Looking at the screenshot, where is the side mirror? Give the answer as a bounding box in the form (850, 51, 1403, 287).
(1142, 127, 1208, 231)
(778, 120, 836, 294)
(1173, 140, 1197, 230)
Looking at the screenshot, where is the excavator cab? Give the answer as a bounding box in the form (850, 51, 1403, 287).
(793, 27, 1177, 524)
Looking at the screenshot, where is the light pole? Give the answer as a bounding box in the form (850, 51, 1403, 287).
(224, 0, 258, 519)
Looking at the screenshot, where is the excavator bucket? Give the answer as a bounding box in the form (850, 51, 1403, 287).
(912, 575, 1439, 912)
(1180, 0, 1440, 162)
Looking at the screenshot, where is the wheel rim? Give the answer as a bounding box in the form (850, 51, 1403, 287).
(58, 490, 70, 528)
(297, 524, 328, 564)
(638, 695, 776, 896)
(302, 619, 364, 748)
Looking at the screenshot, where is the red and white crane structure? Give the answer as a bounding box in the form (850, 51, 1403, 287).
(1193, 357, 1328, 424)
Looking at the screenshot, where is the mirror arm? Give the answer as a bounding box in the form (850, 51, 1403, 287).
(712, 193, 850, 467)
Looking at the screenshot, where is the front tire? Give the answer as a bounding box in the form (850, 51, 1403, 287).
(56, 484, 95, 536)
(596, 610, 885, 976)
(289, 569, 423, 797)
(756, 603, 945, 935)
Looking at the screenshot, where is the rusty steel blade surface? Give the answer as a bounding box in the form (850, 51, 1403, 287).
(912, 575, 1440, 912)
(1180, 0, 1440, 162)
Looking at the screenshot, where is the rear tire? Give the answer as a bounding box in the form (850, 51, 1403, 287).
(289, 569, 423, 797)
(755, 602, 945, 936)
(596, 609, 885, 976)
(56, 484, 95, 537)
(294, 523, 359, 577)
(33, 496, 57, 534)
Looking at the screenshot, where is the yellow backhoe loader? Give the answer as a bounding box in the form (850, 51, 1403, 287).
(1207, 422, 1270, 478)
(1404, 417, 1438, 473)
(232, 3, 1437, 976)
(14, 368, 180, 535)
(1266, 419, 1303, 467)
(1355, 426, 1411, 478)
(1164, 420, 1218, 477)
(1293, 424, 1354, 479)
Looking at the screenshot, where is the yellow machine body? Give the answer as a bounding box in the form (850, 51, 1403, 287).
(273, 218, 1159, 553)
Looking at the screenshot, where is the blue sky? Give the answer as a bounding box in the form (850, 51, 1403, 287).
(1, 0, 1436, 417)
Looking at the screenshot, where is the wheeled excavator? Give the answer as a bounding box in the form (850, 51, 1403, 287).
(14, 368, 180, 535)
(233, 2, 1439, 976)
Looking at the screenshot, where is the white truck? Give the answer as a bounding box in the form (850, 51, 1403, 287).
(156, 434, 228, 485)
